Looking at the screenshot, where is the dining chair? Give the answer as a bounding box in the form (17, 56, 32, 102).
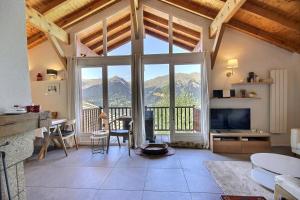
(51, 119, 79, 156)
(107, 117, 133, 156)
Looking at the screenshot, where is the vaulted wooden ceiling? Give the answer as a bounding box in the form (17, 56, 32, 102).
(26, 0, 300, 54)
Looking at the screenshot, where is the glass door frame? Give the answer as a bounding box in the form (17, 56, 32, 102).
(142, 52, 203, 141)
(77, 55, 132, 139)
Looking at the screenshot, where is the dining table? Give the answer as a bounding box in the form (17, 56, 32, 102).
(36, 118, 67, 160)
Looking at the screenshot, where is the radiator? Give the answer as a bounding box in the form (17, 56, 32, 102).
(270, 69, 288, 134)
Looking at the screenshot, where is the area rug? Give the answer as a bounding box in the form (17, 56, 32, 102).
(205, 161, 273, 200)
(134, 147, 175, 157)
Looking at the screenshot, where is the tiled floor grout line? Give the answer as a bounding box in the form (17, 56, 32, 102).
(178, 156, 193, 199)
(26, 185, 222, 195)
(141, 158, 149, 200)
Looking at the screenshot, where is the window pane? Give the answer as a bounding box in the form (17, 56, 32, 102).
(108, 65, 132, 107)
(107, 42, 131, 56)
(81, 67, 103, 133)
(81, 68, 103, 108)
(144, 35, 169, 55)
(144, 64, 170, 138)
(175, 64, 201, 134)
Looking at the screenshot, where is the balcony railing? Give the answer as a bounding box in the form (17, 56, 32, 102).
(81, 106, 200, 133)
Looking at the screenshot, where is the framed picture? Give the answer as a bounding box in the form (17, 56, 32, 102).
(45, 82, 60, 96)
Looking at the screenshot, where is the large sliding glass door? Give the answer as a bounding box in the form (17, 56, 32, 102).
(77, 56, 132, 143)
(80, 67, 104, 133)
(174, 64, 201, 134)
(108, 65, 132, 122)
(144, 64, 170, 142)
(143, 54, 202, 142)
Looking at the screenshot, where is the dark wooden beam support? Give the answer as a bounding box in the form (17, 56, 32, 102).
(130, 0, 139, 39)
(211, 24, 225, 69)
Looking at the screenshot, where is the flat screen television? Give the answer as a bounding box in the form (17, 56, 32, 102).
(210, 108, 250, 130)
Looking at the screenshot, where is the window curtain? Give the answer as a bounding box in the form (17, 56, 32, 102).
(132, 54, 146, 147)
(66, 57, 81, 133)
(200, 53, 210, 148)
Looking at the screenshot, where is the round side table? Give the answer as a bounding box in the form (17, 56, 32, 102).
(90, 130, 108, 154)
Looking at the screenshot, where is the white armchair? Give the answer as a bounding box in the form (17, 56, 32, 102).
(291, 129, 300, 155)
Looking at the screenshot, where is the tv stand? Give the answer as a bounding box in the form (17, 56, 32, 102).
(210, 132, 271, 154)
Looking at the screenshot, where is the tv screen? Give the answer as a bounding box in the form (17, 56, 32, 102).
(210, 108, 250, 130)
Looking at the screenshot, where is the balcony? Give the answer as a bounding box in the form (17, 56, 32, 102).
(81, 106, 200, 134)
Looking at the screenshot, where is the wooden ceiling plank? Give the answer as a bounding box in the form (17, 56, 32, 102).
(228, 20, 300, 53)
(81, 14, 131, 44)
(28, 0, 119, 46)
(160, 0, 299, 53)
(130, 0, 139, 39)
(219, 0, 300, 32)
(30, 0, 66, 14)
(210, 0, 246, 38)
(55, 0, 119, 29)
(26, 4, 69, 44)
(159, 0, 216, 20)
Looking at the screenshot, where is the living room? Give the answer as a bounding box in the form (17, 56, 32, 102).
(0, 0, 300, 200)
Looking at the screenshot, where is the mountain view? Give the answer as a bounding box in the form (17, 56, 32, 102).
(82, 73, 201, 109)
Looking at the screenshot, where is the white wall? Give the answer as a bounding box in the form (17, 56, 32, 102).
(0, 1, 31, 112)
(31, 80, 68, 118)
(28, 41, 65, 80)
(211, 28, 300, 146)
(28, 41, 68, 118)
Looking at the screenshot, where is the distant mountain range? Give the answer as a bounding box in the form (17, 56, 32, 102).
(82, 73, 201, 108)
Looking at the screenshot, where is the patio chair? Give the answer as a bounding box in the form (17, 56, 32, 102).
(107, 117, 133, 156)
(51, 119, 79, 156)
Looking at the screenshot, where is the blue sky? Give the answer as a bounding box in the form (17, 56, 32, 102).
(82, 35, 200, 81)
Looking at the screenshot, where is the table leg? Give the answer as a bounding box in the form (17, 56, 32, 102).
(38, 128, 51, 160)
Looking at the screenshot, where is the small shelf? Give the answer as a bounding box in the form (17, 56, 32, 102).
(232, 82, 272, 86)
(211, 97, 261, 100)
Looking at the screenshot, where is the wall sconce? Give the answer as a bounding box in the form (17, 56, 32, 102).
(226, 58, 239, 77)
(47, 69, 58, 79)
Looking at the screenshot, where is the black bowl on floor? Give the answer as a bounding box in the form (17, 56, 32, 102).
(140, 143, 168, 155)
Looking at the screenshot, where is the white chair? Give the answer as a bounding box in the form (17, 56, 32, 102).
(274, 175, 300, 200)
(291, 128, 300, 156)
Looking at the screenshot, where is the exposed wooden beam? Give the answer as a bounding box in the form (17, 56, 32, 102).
(81, 14, 131, 44)
(48, 35, 67, 69)
(211, 24, 225, 69)
(89, 26, 131, 50)
(228, 20, 300, 53)
(26, 4, 69, 44)
(220, 0, 300, 32)
(159, 0, 215, 20)
(28, 0, 65, 14)
(130, 0, 139, 39)
(27, 0, 119, 46)
(210, 0, 246, 38)
(160, 0, 299, 53)
(145, 29, 194, 51)
(55, 0, 119, 29)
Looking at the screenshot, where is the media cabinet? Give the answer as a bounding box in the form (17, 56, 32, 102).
(210, 132, 271, 154)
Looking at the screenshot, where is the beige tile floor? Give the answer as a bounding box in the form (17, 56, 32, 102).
(24, 145, 260, 200)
